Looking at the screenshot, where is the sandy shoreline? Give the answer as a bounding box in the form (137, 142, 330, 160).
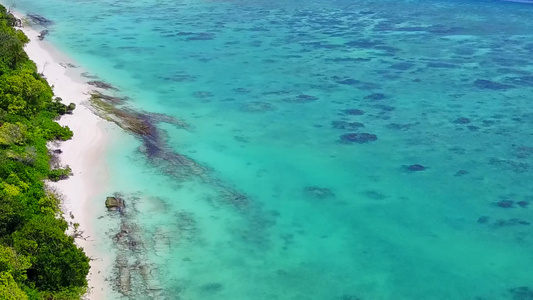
(11, 12, 114, 299)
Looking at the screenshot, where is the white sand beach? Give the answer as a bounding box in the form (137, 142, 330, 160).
(13, 13, 114, 299)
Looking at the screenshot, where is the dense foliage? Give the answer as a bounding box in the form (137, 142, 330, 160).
(0, 5, 89, 299)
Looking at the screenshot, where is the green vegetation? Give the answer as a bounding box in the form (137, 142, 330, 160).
(0, 5, 89, 299)
(48, 166, 72, 182)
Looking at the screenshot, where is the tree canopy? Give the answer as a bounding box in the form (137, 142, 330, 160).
(0, 5, 89, 299)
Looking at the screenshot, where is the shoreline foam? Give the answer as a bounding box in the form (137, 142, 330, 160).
(11, 11, 114, 299)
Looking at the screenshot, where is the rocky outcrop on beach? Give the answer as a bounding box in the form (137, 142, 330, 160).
(105, 196, 125, 212)
(38, 29, 49, 40)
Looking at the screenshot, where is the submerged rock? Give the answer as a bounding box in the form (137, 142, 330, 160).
(340, 133, 377, 144)
(38, 30, 49, 41)
(106, 196, 125, 211)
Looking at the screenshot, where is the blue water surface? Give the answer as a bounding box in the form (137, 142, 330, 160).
(6, 0, 533, 299)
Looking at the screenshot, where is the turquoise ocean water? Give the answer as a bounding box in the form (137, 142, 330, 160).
(5, 0, 533, 299)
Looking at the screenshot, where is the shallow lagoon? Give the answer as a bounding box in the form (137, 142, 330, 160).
(6, 0, 533, 299)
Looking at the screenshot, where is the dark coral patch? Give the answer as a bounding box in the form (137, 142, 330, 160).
(427, 62, 458, 68)
(454, 170, 469, 177)
(327, 57, 371, 63)
(193, 91, 213, 98)
(390, 62, 415, 70)
(374, 104, 395, 111)
(233, 87, 252, 94)
(509, 286, 533, 300)
(304, 186, 335, 199)
(340, 133, 377, 144)
(200, 283, 223, 293)
(340, 295, 362, 300)
(240, 102, 276, 113)
(341, 109, 365, 115)
(284, 94, 319, 103)
(345, 39, 382, 48)
(506, 75, 533, 87)
(158, 73, 197, 82)
(364, 93, 387, 101)
(474, 79, 514, 90)
(296, 94, 318, 101)
(514, 146, 533, 159)
(496, 200, 514, 208)
(489, 157, 529, 173)
(338, 78, 360, 85)
(477, 216, 489, 224)
(482, 120, 496, 127)
(406, 164, 426, 171)
(186, 33, 215, 41)
(453, 117, 471, 124)
(363, 190, 387, 200)
(493, 219, 531, 227)
(386, 123, 418, 131)
(262, 90, 291, 96)
(331, 121, 365, 130)
(517, 200, 529, 208)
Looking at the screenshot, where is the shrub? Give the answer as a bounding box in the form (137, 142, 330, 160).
(48, 166, 72, 182)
